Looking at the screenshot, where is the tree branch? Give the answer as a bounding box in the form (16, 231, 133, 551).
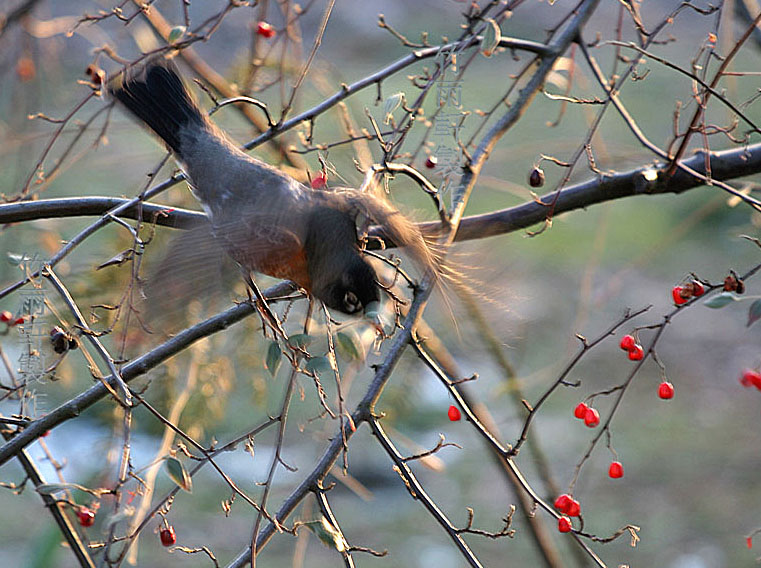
(0, 282, 295, 468)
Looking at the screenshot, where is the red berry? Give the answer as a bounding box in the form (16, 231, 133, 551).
(447, 405, 461, 421)
(619, 334, 636, 351)
(0, 311, 11, 323)
(558, 516, 572, 533)
(256, 21, 276, 38)
(740, 369, 761, 389)
(608, 461, 624, 479)
(672, 286, 688, 306)
(310, 174, 326, 189)
(583, 407, 600, 428)
(160, 525, 176, 547)
(748, 536, 753, 549)
(573, 402, 589, 419)
(692, 281, 705, 296)
(553, 493, 572, 513)
(566, 499, 581, 517)
(425, 156, 438, 169)
(628, 344, 644, 361)
(12, 316, 25, 326)
(16, 56, 36, 82)
(658, 381, 675, 400)
(77, 507, 95, 527)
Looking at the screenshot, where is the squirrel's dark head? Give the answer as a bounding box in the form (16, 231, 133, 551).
(318, 255, 380, 314)
(305, 205, 380, 315)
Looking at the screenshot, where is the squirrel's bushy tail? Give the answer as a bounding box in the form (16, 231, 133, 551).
(109, 60, 205, 157)
(341, 190, 444, 282)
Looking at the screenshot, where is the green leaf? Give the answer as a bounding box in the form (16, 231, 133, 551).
(168, 25, 186, 44)
(383, 92, 404, 125)
(6, 252, 24, 266)
(336, 330, 363, 361)
(265, 341, 282, 376)
(481, 18, 501, 57)
(703, 292, 739, 309)
(166, 457, 192, 493)
(305, 356, 332, 376)
(288, 333, 313, 350)
(303, 518, 346, 552)
(748, 299, 761, 327)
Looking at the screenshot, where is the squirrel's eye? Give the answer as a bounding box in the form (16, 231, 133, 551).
(343, 291, 361, 313)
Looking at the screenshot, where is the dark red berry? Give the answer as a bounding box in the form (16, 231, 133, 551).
(558, 516, 572, 533)
(628, 344, 644, 361)
(425, 156, 438, 169)
(692, 281, 705, 296)
(12, 316, 25, 326)
(608, 461, 624, 479)
(447, 405, 461, 421)
(77, 507, 95, 527)
(619, 334, 636, 351)
(573, 402, 588, 419)
(529, 167, 545, 188)
(0, 311, 12, 323)
(160, 525, 176, 547)
(50, 326, 69, 354)
(256, 21, 275, 38)
(584, 407, 600, 428)
(723, 274, 744, 293)
(658, 381, 675, 400)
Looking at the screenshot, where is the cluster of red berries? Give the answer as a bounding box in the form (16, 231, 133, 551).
(619, 334, 644, 361)
(672, 280, 706, 306)
(740, 369, 761, 390)
(256, 21, 276, 38)
(553, 494, 581, 532)
(573, 402, 600, 427)
(448, 405, 461, 421)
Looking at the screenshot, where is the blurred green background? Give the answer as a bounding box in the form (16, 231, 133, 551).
(1, 1, 761, 567)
